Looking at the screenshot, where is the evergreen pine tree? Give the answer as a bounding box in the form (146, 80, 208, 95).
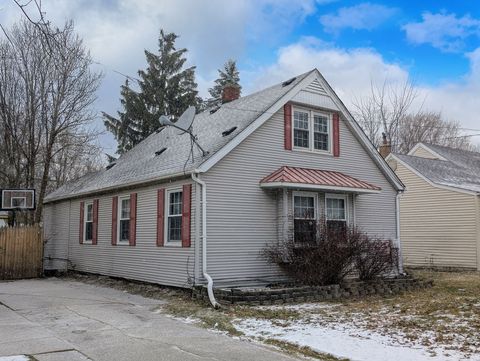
(104, 29, 201, 154)
(207, 59, 241, 107)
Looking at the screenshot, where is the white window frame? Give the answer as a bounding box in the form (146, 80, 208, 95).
(164, 187, 183, 246)
(325, 193, 348, 223)
(292, 106, 333, 155)
(117, 195, 131, 244)
(83, 200, 94, 244)
(292, 191, 318, 241)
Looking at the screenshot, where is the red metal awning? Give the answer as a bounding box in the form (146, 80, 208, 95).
(260, 166, 381, 193)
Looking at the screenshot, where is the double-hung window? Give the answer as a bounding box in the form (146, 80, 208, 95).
(313, 114, 329, 151)
(118, 196, 130, 243)
(293, 107, 331, 153)
(84, 202, 93, 242)
(166, 189, 183, 244)
(293, 110, 310, 148)
(293, 192, 317, 242)
(326, 194, 347, 234)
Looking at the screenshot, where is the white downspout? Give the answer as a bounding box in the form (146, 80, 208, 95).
(396, 191, 405, 274)
(191, 172, 220, 308)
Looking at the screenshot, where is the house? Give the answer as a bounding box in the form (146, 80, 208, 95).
(43, 68, 404, 298)
(387, 143, 480, 270)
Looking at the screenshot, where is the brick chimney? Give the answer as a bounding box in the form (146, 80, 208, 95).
(379, 132, 392, 158)
(222, 84, 240, 103)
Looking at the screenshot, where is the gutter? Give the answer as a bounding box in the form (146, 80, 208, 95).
(396, 191, 405, 275)
(191, 172, 220, 308)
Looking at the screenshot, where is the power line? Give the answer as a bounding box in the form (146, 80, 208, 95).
(220, 104, 480, 134)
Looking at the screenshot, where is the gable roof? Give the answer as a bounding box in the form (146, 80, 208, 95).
(45, 68, 403, 204)
(389, 143, 480, 194)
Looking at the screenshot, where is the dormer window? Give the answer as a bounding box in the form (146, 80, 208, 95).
(292, 106, 332, 154)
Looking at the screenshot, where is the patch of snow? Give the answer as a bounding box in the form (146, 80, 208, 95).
(255, 302, 340, 312)
(0, 356, 31, 361)
(234, 318, 478, 361)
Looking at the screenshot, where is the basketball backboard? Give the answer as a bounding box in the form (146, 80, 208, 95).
(0, 189, 36, 210)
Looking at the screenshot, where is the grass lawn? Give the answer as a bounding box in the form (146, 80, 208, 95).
(66, 270, 480, 361)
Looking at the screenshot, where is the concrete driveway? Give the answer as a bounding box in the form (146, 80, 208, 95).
(0, 278, 297, 361)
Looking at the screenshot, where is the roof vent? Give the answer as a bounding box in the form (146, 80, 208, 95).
(282, 77, 296, 87)
(155, 147, 167, 156)
(106, 162, 116, 170)
(210, 106, 221, 114)
(222, 126, 237, 137)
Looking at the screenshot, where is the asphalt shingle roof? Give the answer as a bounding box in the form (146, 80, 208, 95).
(45, 71, 312, 203)
(394, 144, 480, 193)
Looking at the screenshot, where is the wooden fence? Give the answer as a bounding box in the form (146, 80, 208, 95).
(0, 225, 43, 280)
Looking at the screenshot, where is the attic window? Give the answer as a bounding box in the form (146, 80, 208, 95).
(222, 126, 237, 137)
(155, 148, 167, 156)
(106, 162, 116, 170)
(282, 77, 296, 87)
(210, 106, 221, 114)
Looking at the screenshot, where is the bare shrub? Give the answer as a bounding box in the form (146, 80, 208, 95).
(264, 220, 398, 285)
(355, 239, 399, 281)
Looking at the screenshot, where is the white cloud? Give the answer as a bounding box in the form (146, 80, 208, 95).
(247, 38, 480, 137)
(403, 12, 480, 52)
(319, 3, 397, 34)
(0, 0, 321, 152)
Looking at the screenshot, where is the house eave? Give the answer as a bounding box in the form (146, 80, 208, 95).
(43, 171, 193, 204)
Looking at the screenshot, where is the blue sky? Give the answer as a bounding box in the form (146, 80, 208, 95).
(1, 0, 479, 153)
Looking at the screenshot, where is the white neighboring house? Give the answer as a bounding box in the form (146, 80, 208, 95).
(387, 143, 480, 270)
(43, 68, 404, 290)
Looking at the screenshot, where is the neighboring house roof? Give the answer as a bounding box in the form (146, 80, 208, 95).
(260, 166, 381, 193)
(389, 143, 480, 194)
(45, 68, 403, 203)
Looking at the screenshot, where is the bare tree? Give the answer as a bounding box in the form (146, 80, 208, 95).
(0, 19, 103, 222)
(353, 79, 418, 150)
(353, 79, 474, 153)
(396, 112, 473, 153)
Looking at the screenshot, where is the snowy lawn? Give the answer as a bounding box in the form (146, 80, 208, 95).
(232, 270, 480, 361)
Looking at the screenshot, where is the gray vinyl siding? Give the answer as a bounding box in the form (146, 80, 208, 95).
(201, 106, 398, 284)
(44, 179, 197, 287)
(43, 202, 70, 270)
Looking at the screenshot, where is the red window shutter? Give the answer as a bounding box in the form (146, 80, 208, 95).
(129, 193, 137, 246)
(79, 201, 84, 244)
(181, 184, 192, 248)
(157, 189, 165, 247)
(92, 199, 99, 245)
(111, 196, 118, 245)
(284, 103, 292, 150)
(333, 113, 340, 157)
